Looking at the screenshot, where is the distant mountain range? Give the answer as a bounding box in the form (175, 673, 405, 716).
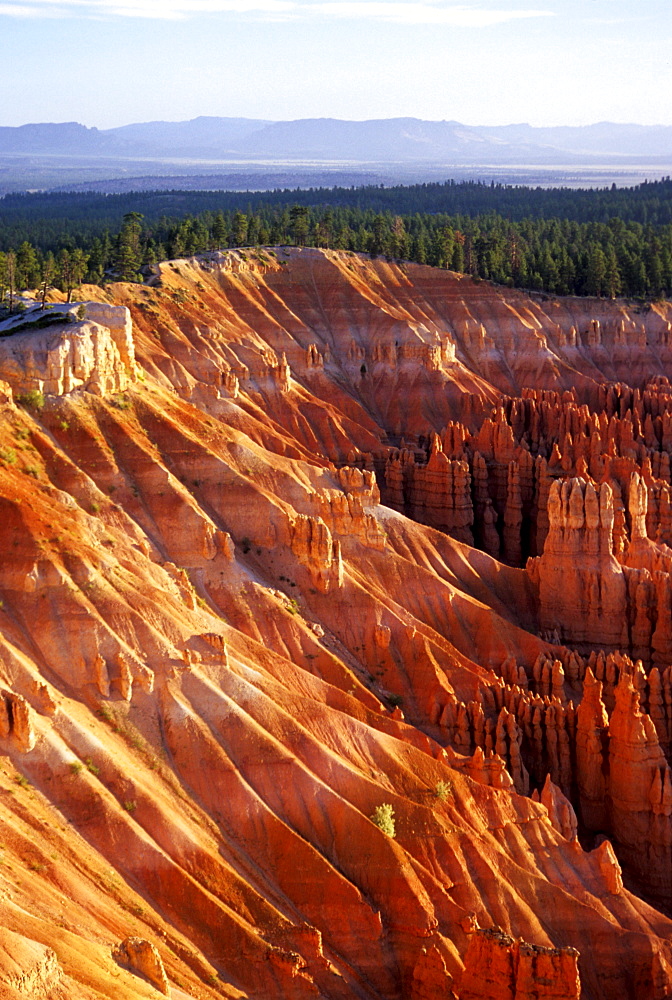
(2, 116, 672, 164)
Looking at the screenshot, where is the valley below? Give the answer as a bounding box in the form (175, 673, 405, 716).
(2, 247, 672, 998)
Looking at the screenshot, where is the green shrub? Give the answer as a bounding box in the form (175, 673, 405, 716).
(16, 389, 44, 412)
(0, 448, 17, 465)
(69, 761, 83, 775)
(123, 800, 137, 813)
(434, 779, 453, 801)
(370, 803, 395, 837)
(97, 704, 115, 725)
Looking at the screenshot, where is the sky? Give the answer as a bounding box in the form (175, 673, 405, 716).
(1, 0, 670, 129)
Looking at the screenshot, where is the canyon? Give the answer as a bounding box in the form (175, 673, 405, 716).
(1, 247, 672, 998)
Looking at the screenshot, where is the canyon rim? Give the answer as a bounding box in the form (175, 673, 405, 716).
(2, 247, 672, 998)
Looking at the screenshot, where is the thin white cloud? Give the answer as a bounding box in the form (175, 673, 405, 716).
(583, 17, 634, 25)
(0, 0, 554, 22)
(1, 0, 296, 15)
(0, 2, 67, 13)
(314, 2, 553, 25)
(108, 0, 295, 15)
(97, 0, 295, 17)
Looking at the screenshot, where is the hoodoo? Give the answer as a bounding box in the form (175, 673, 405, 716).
(3, 248, 672, 998)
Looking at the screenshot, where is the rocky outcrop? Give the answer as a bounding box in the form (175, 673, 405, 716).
(530, 478, 629, 650)
(0, 302, 137, 397)
(531, 774, 578, 842)
(0, 930, 63, 998)
(523, 468, 672, 665)
(0, 690, 36, 752)
(592, 840, 623, 895)
(607, 674, 672, 902)
(456, 928, 580, 1000)
(411, 945, 456, 1000)
(310, 467, 386, 550)
(433, 660, 579, 797)
(113, 938, 170, 995)
(576, 667, 610, 831)
(290, 514, 343, 593)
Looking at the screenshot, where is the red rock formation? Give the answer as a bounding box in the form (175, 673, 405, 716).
(0, 302, 137, 396)
(592, 840, 623, 895)
(290, 514, 344, 593)
(456, 929, 580, 1000)
(530, 478, 629, 649)
(113, 938, 170, 995)
(0, 689, 36, 752)
(0, 251, 672, 999)
(576, 668, 610, 831)
(607, 674, 672, 902)
(411, 945, 457, 1000)
(532, 774, 578, 842)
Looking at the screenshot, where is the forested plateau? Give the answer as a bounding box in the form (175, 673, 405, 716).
(1, 178, 672, 305)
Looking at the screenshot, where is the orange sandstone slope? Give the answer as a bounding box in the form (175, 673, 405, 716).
(0, 250, 671, 1000)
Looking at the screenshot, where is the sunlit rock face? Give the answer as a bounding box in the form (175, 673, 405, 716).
(0, 301, 137, 397)
(1, 249, 672, 999)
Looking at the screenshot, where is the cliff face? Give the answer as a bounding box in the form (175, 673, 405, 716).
(456, 928, 580, 1000)
(1, 249, 672, 1000)
(0, 302, 137, 396)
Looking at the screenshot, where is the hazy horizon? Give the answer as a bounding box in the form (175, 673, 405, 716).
(5, 114, 672, 130)
(2, 1, 670, 131)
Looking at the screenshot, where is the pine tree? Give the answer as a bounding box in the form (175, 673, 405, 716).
(0, 252, 7, 308)
(289, 205, 309, 246)
(15, 241, 39, 290)
(604, 247, 622, 298)
(6, 250, 17, 311)
(86, 237, 108, 284)
(112, 212, 144, 282)
(39, 252, 56, 309)
(451, 233, 465, 273)
(211, 212, 228, 250)
(246, 214, 261, 247)
(58, 247, 89, 301)
(369, 215, 389, 256)
(463, 234, 476, 276)
(231, 211, 248, 247)
(585, 244, 607, 296)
